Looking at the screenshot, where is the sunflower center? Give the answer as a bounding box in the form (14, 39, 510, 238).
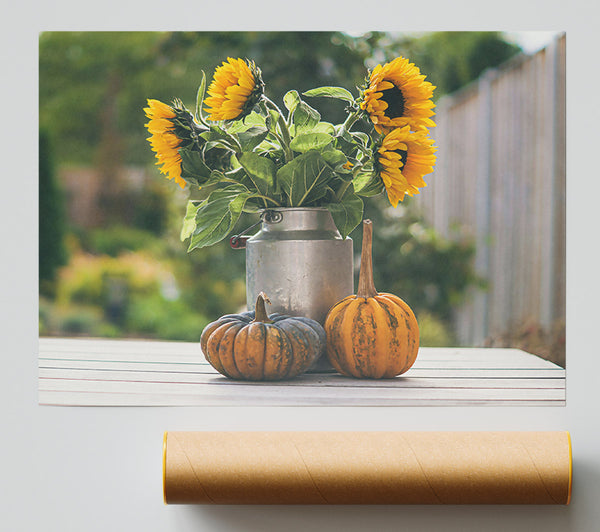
(380, 85, 406, 118)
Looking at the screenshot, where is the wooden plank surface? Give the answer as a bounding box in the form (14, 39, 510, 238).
(38, 338, 565, 407)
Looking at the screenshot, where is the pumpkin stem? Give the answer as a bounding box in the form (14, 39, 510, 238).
(253, 291, 273, 323)
(356, 219, 378, 299)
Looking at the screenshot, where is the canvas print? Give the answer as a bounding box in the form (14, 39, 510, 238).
(38, 31, 565, 406)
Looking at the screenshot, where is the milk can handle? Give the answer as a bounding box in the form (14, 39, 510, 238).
(229, 209, 283, 249)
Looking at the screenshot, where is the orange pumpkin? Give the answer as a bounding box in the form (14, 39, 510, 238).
(324, 219, 419, 378)
(200, 292, 325, 381)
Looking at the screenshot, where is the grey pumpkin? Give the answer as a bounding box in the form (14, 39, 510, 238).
(200, 292, 325, 381)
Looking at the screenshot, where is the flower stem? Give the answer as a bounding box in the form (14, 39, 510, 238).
(339, 110, 361, 136)
(262, 96, 285, 121)
(262, 96, 293, 162)
(353, 157, 369, 177)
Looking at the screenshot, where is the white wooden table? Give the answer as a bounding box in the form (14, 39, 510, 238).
(38, 338, 565, 406)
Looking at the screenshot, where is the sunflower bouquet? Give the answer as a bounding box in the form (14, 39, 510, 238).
(144, 56, 437, 250)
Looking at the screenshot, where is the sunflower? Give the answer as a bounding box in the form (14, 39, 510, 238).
(204, 58, 264, 121)
(375, 125, 437, 207)
(144, 99, 188, 188)
(360, 56, 436, 135)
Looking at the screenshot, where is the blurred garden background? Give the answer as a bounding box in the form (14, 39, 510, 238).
(39, 31, 565, 366)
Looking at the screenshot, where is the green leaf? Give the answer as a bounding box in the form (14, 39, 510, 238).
(255, 140, 282, 158)
(191, 169, 239, 190)
(325, 189, 364, 238)
(179, 146, 212, 184)
(204, 126, 240, 151)
(289, 133, 333, 153)
(291, 101, 321, 134)
(208, 169, 227, 182)
(335, 127, 353, 143)
(227, 111, 266, 133)
(237, 126, 269, 152)
(203, 140, 224, 150)
(303, 86, 355, 103)
(188, 184, 253, 250)
(267, 110, 280, 133)
(195, 71, 207, 124)
(333, 128, 371, 157)
(245, 112, 267, 127)
(204, 139, 236, 153)
(351, 131, 370, 146)
(321, 147, 348, 167)
(353, 172, 385, 197)
(238, 152, 277, 195)
(277, 151, 333, 206)
(283, 90, 301, 114)
(312, 122, 335, 134)
(180, 200, 200, 241)
(241, 201, 263, 214)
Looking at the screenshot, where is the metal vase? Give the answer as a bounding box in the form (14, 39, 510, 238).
(245, 208, 354, 372)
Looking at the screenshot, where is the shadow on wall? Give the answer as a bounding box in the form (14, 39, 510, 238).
(176, 501, 575, 532)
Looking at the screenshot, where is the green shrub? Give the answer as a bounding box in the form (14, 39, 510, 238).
(126, 294, 209, 342)
(171, 237, 248, 319)
(47, 249, 222, 341)
(157, 310, 210, 342)
(39, 128, 68, 296)
(416, 311, 456, 347)
(55, 251, 167, 308)
(39, 297, 52, 335)
(84, 225, 164, 257)
(56, 306, 104, 335)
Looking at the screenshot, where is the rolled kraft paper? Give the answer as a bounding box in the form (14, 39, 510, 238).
(163, 431, 572, 505)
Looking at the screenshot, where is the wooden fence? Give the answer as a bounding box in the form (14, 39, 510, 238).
(414, 34, 566, 348)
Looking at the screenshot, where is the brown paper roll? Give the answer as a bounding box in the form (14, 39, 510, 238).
(163, 431, 572, 505)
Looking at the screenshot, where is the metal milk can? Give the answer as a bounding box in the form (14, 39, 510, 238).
(245, 208, 354, 372)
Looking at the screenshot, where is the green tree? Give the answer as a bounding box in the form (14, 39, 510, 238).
(39, 32, 171, 166)
(419, 32, 521, 95)
(39, 128, 68, 295)
(390, 31, 521, 98)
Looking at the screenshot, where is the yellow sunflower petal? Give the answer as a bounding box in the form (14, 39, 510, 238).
(204, 57, 261, 122)
(144, 99, 185, 188)
(375, 126, 436, 207)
